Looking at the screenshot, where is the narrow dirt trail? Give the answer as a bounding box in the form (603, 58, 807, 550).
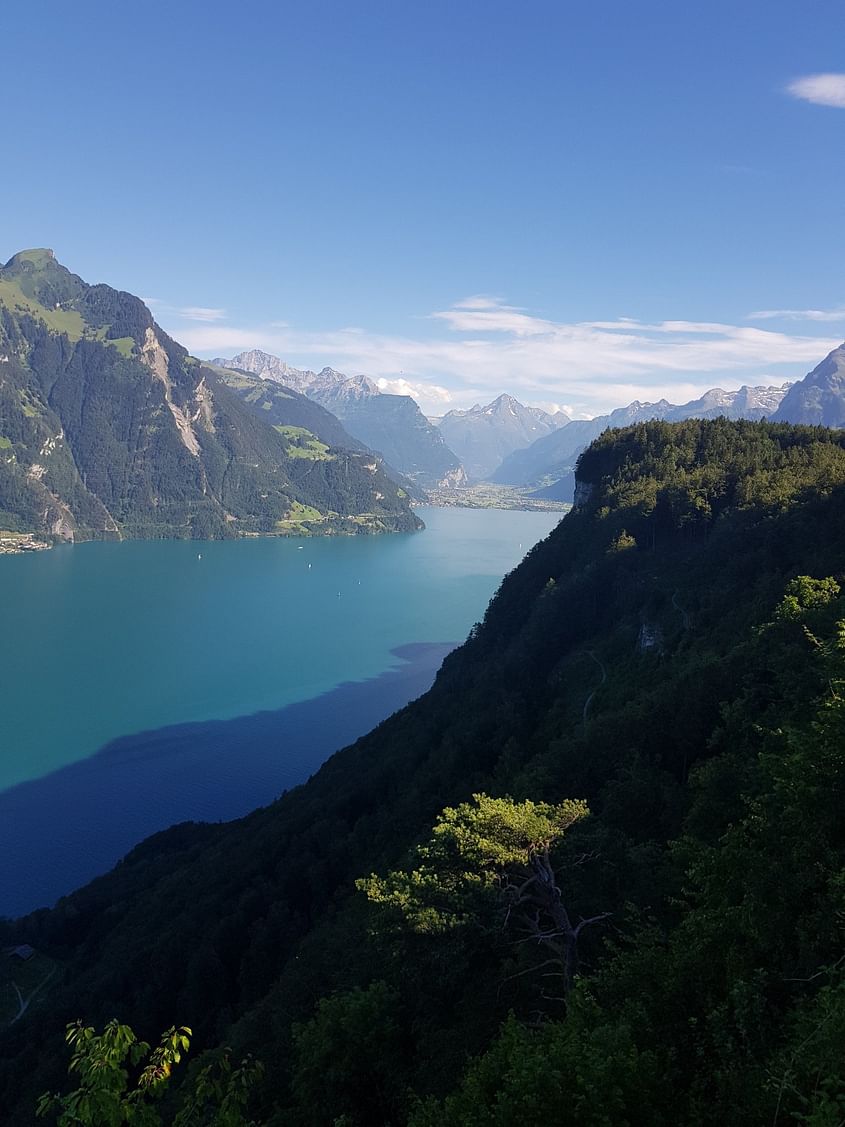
(10, 965, 57, 1024)
(582, 651, 607, 724)
(10, 982, 24, 1022)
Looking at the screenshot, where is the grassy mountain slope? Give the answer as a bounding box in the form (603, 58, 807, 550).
(3, 419, 845, 1124)
(210, 365, 370, 454)
(0, 251, 420, 539)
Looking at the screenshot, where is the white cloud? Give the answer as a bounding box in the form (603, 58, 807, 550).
(376, 377, 453, 407)
(143, 299, 227, 322)
(747, 305, 845, 323)
(451, 294, 509, 310)
(531, 401, 577, 418)
(169, 295, 839, 417)
(787, 73, 845, 108)
(178, 306, 227, 322)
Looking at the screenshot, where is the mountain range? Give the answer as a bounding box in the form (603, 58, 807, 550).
(0, 252, 420, 540)
(214, 350, 466, 490)
(434, 394, 567, 480)
(213, 347, 838, 502)
(6, 248, 844, 539)
(492, 381, 793, 497)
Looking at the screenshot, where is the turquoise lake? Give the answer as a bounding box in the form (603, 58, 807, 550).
(0, 507, 561, 913)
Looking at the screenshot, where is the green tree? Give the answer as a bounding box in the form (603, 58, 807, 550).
(37, 1021, 261, 1127)
(290, 982, 406, 1126)
(358, 794, 607, 993)
(37, 1020, 191, 1126)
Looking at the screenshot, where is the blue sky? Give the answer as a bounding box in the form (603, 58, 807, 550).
(5, 0, 845, 415)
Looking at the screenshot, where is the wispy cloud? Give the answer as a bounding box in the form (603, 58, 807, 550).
(786, 73, 845, 108)
(178, 307, 227, 322)
(747, 305, 845, 323)
(167, 295, 839, 417)
(142, 298, 227, 322)
(376, 377, 453, 405)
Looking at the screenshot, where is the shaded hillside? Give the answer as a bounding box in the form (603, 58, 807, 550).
(211, 365, 369, 453)
(311, 384, 466, 490)
(0, 252, 420, 539)
(215, 365, 425, 499)
(4, 419, 845, 1125)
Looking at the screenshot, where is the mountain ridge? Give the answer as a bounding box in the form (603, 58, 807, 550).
(492, 381, 793, 494)
(772, 340, 845, 426)
(215, 349, 466, 490)
(435, 393, 568, 480)
(0, 252, 420, 539)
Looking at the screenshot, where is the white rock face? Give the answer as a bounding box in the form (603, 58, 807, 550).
(142, 328, 201, 456)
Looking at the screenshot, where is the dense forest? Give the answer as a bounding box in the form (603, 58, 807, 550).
(3, 418, 845, 1124)
(0, 250, 420, 540)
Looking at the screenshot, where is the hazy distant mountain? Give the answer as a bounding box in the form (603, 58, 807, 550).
(435, 394, 568, 480)
(492, 400, 673, 487)
(493, 384, 791, 497)
(213, 351, 379, 401)
(672, 384, 790, 421)
(0, 251, 420, 539)
(772, 343, 845, 426)
(216, 350, 465, 490)
(312, 385, 466, 489)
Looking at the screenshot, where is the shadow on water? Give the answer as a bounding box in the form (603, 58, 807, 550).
(0, 642, 455, 919)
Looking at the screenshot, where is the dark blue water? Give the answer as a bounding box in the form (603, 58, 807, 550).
(0, 507, 561, 916)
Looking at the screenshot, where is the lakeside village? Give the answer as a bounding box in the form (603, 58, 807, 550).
(0, 532, 50, 556)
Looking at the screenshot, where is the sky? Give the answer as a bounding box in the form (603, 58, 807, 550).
(5, 0, 845, 417)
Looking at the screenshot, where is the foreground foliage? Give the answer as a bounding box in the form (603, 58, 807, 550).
(38, 1020, 261, 1127)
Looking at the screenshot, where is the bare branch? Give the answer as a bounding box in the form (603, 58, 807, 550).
(573, 912, 612, 939)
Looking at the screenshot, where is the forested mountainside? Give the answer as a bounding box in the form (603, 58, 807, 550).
(0, 251, 420, 539)
(5, 419, 845, 1125)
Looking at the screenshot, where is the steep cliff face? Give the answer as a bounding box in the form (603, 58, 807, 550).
(0, 253, 421, 538)
(773, 342, 845, 426)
